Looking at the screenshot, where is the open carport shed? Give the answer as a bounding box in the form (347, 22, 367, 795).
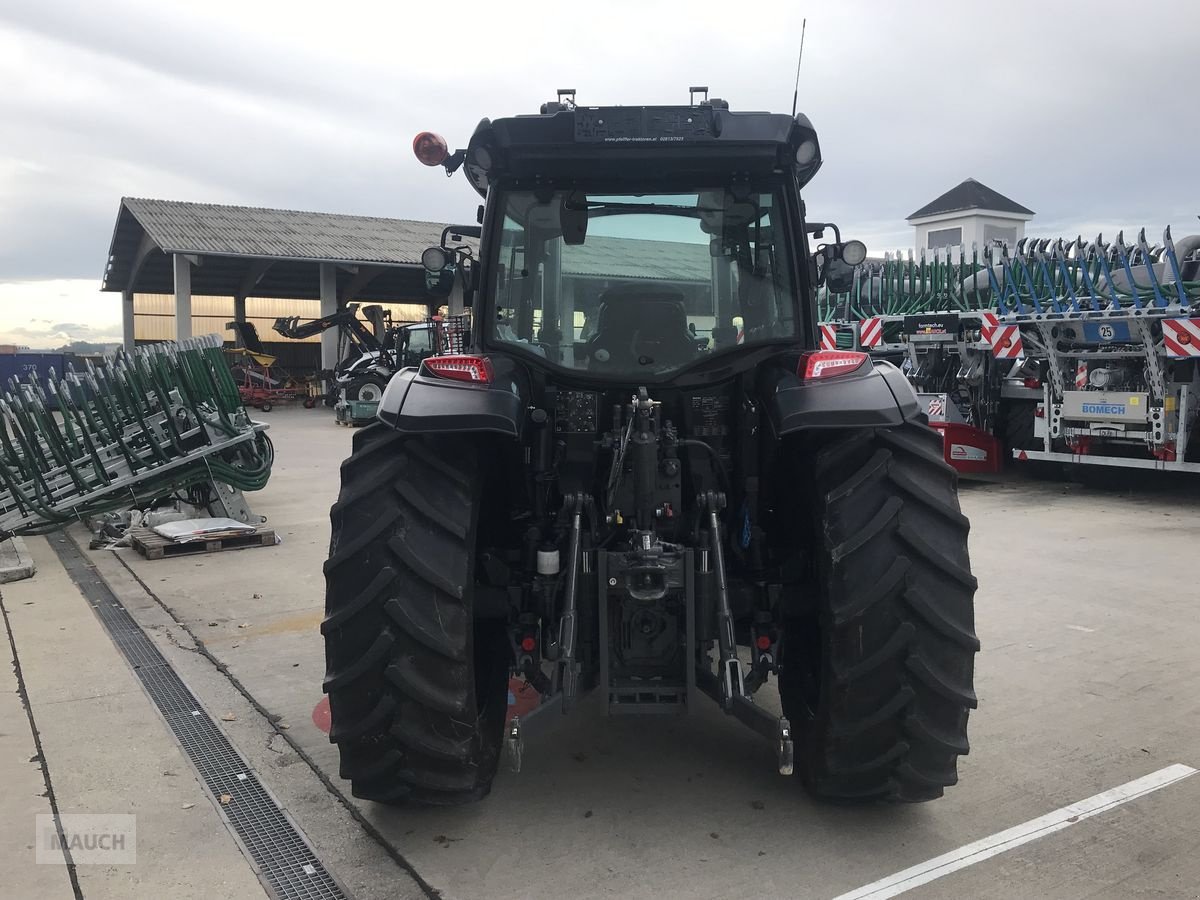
(101, 197, 454, 369)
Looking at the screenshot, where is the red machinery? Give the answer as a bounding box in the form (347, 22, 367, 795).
(226, 322, 316, 412)
(931, 421, 1002, 475)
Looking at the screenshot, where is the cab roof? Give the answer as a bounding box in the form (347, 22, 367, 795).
(459, 103, 821, 195)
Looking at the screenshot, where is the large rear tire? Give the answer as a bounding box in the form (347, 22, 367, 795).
(779, 421, 979, 802)
(322, 424, 510, 805)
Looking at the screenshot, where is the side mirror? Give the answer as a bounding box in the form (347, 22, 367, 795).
(425, 264, 455, 297)
(460, 258, 478, 308)
(823, 258, 856, 294)
(561, 192, 588, 246)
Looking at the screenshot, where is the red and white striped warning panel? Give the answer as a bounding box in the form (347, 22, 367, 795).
(989, 324, 1023, 359)
(859, 317, 883, 348)
(1075, 361, 1089, 389)
(979, 312, 999, 343)
(1163, 318, 1200, 358)
(819, 323, 839, 350)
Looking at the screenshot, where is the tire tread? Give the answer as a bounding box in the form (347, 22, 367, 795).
(322, 424, 506, 805)
(781, 420, 978, 803)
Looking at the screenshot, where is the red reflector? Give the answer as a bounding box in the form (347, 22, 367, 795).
(1023, 377, 1041, 389)
(520, 636, 536, 653)
(798, 350, 869, 380)
(424, 355, 493, 383)
(1180, 332, 1192, 345)
(413, 131, 449, 166)
(1017, 450, 1029, 461)
(755, 635, 772, 651)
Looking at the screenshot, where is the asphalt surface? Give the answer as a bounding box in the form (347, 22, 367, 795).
(4, 406, 1199, 899)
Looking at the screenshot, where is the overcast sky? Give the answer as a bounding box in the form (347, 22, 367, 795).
(1, 0, 1197, 346)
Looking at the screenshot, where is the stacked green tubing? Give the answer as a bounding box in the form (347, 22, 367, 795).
(0, 335, 273, 537)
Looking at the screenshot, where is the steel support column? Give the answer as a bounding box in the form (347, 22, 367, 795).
(121, 289, 136, 353)
(173, 254, 193, 342)
(319, 263, 339, 375)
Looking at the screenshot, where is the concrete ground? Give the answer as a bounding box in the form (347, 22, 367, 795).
(4, 405, 1200, 899)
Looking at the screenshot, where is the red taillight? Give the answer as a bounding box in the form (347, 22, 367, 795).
(424, 355, 493, 383)
(1180, 332, 1192, 345)
(413, 131, 449, 166)
(755, 635, 772, 651)
(520, 636, 536, 653)
(798, 350, 869, 381)
(1023, 377, 1041, 389)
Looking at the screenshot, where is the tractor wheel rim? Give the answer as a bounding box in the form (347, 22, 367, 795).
(358, 383, 383, 402)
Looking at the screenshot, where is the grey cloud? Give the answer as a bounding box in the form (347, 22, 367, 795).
(1, 2, 384, 119)
(8, 322, 114, 338)
(1, 0, 1198, 286)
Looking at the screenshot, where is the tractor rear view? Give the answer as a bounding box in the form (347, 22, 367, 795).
(322, 89, 979, 805)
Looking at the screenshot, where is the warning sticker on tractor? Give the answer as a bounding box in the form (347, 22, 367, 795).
(950, 443, 988, 461)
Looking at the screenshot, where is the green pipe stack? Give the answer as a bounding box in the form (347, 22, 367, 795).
(0, 334, 273, 538)
(818, 244, 995, 323)
(819, 230, 1200, 323)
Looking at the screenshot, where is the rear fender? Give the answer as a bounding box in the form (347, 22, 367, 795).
(768, 361, 921, 435)
(377, 360, 527, 438)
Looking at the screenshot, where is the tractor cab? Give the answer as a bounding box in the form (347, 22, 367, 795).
(414, 90, 863, 381)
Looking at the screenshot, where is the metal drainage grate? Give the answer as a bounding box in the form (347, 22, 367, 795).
(53, 534, 347, 900)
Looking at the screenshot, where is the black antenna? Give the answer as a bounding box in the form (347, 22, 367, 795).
(791, 18, 807, 117)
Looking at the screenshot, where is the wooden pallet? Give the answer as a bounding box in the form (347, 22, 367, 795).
(129, 526, 276, 560)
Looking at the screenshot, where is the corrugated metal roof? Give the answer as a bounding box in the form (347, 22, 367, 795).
(121, 197, 457, 265)
(103, 197, 712, 299)
(907, 178, 1034, 221)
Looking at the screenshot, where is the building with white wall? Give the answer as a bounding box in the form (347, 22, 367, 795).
(907, 178, 1034, 254)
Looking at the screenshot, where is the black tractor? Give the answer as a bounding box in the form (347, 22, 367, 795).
(322, 89, 978, 805)
(273, 303, 407, 404)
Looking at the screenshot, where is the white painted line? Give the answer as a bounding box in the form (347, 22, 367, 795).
(833, 763, 1197, 900)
